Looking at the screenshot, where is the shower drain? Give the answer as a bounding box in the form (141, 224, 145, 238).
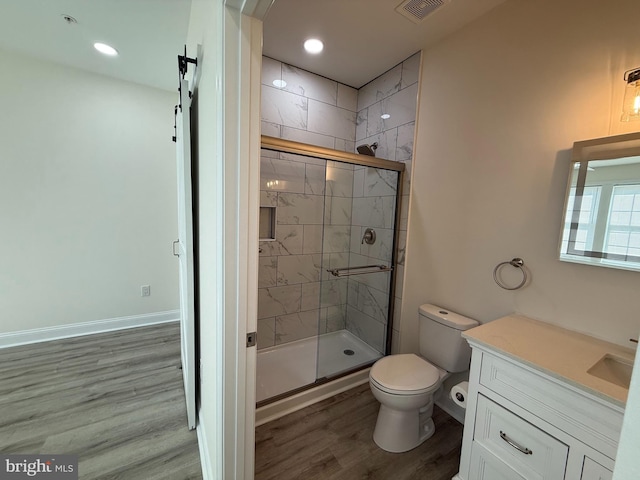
(343, 349, 355, 356)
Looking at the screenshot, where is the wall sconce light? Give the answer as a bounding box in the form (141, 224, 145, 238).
(621, 67, 640, 122)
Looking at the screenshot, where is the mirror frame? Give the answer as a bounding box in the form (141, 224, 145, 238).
(559, 132, 640, 271)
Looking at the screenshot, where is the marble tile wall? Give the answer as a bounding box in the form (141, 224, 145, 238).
(349, 52, 420, 353)
(259, 53, 420, 354)
(319, 161, 354, 336)
(259, 58, 359, 350)
(345, 166, 398, 353)
(261, 57, 358, 153)
(257, 151, 355, 349)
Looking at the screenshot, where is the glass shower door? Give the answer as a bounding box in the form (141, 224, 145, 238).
(316, 162, 400, 380)
(257, 135, 405, 404)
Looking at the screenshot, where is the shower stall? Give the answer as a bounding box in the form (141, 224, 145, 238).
(256, 136, 404, 405)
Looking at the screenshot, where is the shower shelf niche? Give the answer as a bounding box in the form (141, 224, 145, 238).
(259, 206, 276, 241)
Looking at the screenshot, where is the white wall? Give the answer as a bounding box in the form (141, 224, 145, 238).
(401, 0, 640, 354)
(0, 48, 179, 334)
(187, 0, 264, 478)
(186, 1, 225, 476)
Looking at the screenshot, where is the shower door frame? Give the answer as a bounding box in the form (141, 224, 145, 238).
(258, 136, 405, 403)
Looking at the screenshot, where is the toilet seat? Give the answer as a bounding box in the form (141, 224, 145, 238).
(370, 353, 440, 395)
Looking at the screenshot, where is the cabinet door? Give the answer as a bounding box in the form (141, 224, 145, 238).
(581, 457, 613, 480)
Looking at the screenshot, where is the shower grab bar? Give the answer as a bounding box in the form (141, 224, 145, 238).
(327, 264, 393, 277)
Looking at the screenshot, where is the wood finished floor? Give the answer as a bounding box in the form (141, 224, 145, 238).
(0, 323, 202, 480)
(255, 383, 464, 480)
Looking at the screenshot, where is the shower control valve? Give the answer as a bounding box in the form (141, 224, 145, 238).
(362, 228, 376, 245)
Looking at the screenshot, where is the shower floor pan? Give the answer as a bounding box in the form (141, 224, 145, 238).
(256, 329, 381, 403)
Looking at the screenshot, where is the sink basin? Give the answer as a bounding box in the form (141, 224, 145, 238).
(587, 354, 634, 389)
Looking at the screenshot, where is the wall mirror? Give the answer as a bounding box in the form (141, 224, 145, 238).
(560, 132, 640, 272)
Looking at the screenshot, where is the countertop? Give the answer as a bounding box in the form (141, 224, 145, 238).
(463, 314, 636, 407)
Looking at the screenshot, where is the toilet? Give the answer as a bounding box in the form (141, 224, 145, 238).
(369, 303, 478, 453)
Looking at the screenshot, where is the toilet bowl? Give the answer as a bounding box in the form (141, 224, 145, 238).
(369, 353, 448, 452)
(369, 304, 478, 453)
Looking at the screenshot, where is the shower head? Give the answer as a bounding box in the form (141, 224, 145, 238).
(357, 142, 378, 156)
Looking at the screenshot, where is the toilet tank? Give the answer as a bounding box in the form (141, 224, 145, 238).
(418, 304, 479, 373)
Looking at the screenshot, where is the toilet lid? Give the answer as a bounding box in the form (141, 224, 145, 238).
(370, 354, 440, 393)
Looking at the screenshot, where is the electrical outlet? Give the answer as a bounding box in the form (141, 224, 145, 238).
(141, 285, 151, 297)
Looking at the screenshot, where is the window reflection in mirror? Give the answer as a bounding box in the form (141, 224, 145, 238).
(560, 133, 640, 272)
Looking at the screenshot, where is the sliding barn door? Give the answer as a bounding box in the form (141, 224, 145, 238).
(175, 78, 196, 430)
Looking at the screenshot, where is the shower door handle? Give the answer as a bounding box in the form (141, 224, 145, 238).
(173, 240, 180, 257)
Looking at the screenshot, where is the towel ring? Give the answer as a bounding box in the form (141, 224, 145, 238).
(493, 258, 527, 290)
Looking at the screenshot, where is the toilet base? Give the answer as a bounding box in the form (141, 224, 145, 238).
(372, 399, 436, 453)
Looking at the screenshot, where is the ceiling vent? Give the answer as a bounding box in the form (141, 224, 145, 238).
(395, 0, 450, 24)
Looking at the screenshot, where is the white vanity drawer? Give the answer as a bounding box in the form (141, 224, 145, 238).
(478, 351, 622, 458)
(580, 458, 612, 480)
(469, 442, 526, 480)
(475, 394, 569, 479)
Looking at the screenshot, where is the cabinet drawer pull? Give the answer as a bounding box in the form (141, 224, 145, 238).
(499, 430, 533, 455)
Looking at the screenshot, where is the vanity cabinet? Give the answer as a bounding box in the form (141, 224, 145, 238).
(455, 346, 623, 480)
(580, 458, 613, 480)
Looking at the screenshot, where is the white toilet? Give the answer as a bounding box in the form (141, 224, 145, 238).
(369, 303, 478, 453)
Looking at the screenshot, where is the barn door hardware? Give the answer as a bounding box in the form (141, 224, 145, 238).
(178, 45, 197, 80)
(177, 45, 197, 112)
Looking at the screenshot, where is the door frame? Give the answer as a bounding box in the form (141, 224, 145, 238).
(186, 1, 268, 478)
(220, 6, 263, 478)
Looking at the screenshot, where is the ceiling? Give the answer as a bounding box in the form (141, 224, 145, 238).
(262, 0, 508, 88)
(0, 0, 191, 92)
(0, 0, 506, 93)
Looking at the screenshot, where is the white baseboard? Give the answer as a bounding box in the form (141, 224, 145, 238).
(435, 397, 466, 425)
(0, 310, 180, 349)
(255, 369, 370, 427)
(197, 412, 214, 480)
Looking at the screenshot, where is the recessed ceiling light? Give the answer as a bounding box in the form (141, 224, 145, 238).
(304, 38, 324, 54)
(381, 113, 391, 120)
(272, 79, 287, 88)
(94, 42, 118, 56)
(61, 14, 78, 25)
